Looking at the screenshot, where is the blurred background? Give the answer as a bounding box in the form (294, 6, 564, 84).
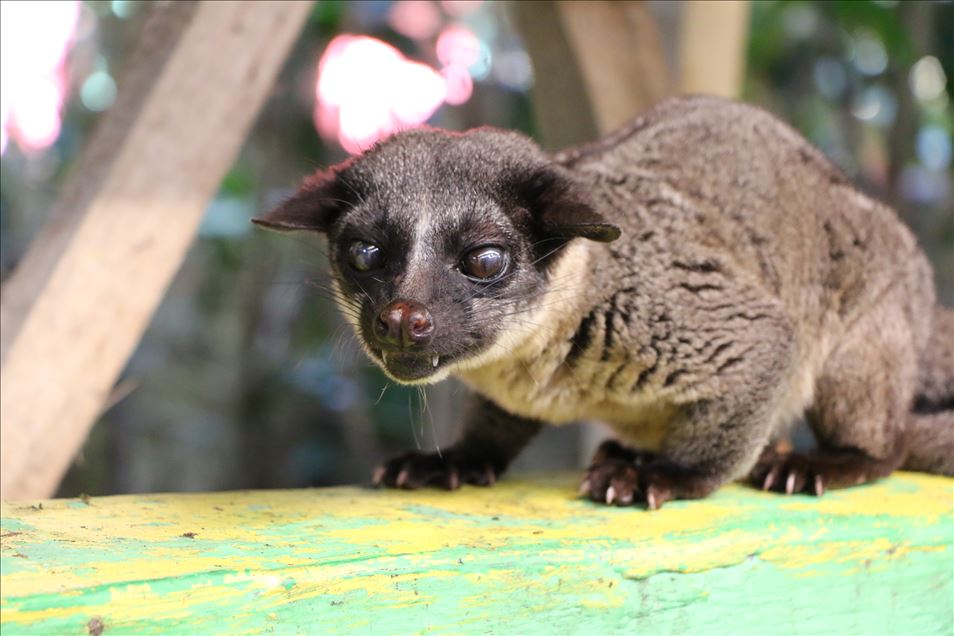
(1, 0, 951, 497)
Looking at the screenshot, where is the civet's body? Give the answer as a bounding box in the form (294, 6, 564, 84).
(257, 96, 953, 507)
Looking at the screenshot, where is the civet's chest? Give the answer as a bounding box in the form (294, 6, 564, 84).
(456, 332, 679, 451)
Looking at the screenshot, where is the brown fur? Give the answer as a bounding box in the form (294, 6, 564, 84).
(466, 96, 950, 503)
(258, 96, 953, 506)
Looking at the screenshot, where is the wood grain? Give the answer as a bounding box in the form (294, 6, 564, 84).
(559, 1, 670, 133)
(0, 1, 312, 499)
(513, 1, 669, 150)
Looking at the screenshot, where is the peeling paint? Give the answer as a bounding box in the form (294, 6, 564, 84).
(1, 473, 952, 634)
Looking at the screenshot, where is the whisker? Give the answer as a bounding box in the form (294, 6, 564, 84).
(375, 382, 391, 405)
(408, 393, 421, 450)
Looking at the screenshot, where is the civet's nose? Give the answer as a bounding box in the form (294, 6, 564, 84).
(374, 300, 434, 349)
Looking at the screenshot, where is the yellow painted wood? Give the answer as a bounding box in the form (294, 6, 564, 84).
(1, 473, 952, 635)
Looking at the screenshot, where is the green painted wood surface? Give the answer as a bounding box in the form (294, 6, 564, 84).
(1, 473, 952, 635)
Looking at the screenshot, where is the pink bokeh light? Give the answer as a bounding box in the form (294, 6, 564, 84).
(315, 35, 448, 155)
(436, 25, 480, 104)
(440, 65, 474, 106)
(436, 24, 480, 69)
(441, 1, 483, 17)
(0, 0, 80, 155)
(388, 0, 441, 41)
(316, 24, 484, 154)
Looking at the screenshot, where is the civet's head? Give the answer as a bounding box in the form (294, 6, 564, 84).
(254, 127, 620, 384)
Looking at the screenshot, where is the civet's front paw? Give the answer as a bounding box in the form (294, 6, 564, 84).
(749, 449, 827, 496)
(580, 439, 715, 510)
(580, 459, 684, 510)
(372, 450, 498, 490)
(748, 446, 895, 496)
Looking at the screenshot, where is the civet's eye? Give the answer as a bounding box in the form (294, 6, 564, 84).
(348, 240, 383, 272)
(460, 246, 508, 281)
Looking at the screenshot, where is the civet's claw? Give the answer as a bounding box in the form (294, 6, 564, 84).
(578, 479, 592, 497)
(646, 489, 659, 511)
(785, 471, 797, 495)
(446, 467, 460, 491)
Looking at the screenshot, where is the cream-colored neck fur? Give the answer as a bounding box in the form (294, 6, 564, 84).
(451, 242, 616, 418)
(451, 241, 677, 449)
(449, 240, 594, 378)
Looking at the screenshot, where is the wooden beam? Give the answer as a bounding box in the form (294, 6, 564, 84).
(559, 1, 670, 134)
(511, 2, 598, 150)
(0, 1, 312, 499)
(2, 473, 952, 633)
(678, 0, 750, 97)
(513, 1, 670, 148)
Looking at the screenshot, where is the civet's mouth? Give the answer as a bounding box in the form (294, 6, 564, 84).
(373, 349, 452, 382)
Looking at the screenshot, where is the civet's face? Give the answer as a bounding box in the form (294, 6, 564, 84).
(254, 128, 619, 384)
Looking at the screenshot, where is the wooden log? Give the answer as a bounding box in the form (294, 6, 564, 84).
(511, 1, 598, 150)
(678, 0, 751, 97)
(1, 473, 952, 634)
(513, 1, 670, 150)
(560, 1, 670, 133)
(0, 1, 312, 499)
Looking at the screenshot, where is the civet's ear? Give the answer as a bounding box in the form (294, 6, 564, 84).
(252, 169, 351, 234)
(516, 164, 621, 243)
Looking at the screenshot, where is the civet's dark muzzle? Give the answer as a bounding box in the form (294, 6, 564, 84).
(374, 299, 435, 350)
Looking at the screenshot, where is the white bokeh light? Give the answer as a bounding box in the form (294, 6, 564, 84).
(909, 56, 947, 103)
(0, 0, 80, 155)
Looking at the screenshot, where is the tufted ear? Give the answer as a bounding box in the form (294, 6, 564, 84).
(252, 169, 350, 234)
(516, 165, 620, 243)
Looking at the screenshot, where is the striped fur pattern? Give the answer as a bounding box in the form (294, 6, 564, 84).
(257, 96, 953, 506)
